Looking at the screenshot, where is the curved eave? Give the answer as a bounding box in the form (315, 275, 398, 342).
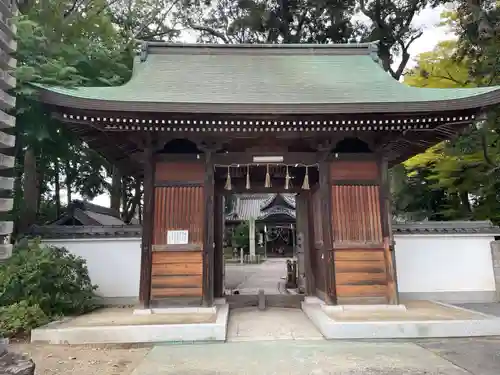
(37, 86, 500, 115)
(258, 210, 296, 221)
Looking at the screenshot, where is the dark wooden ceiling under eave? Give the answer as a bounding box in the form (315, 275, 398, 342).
(64, 121, 144, 177)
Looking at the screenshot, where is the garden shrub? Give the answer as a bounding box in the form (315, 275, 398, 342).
(231, 221, 250, 250)
(0, 301, 49, 338)
(0, 239, 97, 319)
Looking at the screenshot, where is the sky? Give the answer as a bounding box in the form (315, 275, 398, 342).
(399, 4, 455, 68)
(72, 4, 454, 209)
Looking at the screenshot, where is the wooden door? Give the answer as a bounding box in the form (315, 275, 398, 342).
(329, 160, 389, 303)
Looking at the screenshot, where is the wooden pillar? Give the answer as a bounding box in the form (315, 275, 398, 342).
(202, 149, 215, 306)
(319, 152, 337, 305)
(213, 193, 224, 298)
(304, 191, 316, 295)
(379, 156, 399, 304)
(297, 192, 314, 295)
(139, 134, 155, 308)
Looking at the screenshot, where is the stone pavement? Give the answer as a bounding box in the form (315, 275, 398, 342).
(416, 337, 500, 375)
(227, 307, 323, 341)
(130, 340, 474, 375)
(455, 302, 500, 317)
(226, 258, 288, 294)
(126, 304, 500, 374)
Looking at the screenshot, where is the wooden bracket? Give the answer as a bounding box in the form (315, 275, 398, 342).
(197, 140, 223, 154)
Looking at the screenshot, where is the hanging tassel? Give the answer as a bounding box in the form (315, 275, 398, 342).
(246, 165, 251, 190)
(224, 166, 232, 190)
(284, 165, 290, 190)
(302, 166, 310, 190)
(265, 164, 271, 188)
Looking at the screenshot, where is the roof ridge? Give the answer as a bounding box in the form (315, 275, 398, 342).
(140, 41, 378, 48)
(138, 41, 379, 60)
(70, 200, 121, 219)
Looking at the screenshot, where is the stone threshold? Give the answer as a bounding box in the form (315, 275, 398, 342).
(302, 298, 500, 339)
(30, 302, 229, 345)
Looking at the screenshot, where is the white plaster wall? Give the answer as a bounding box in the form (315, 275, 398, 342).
(42, 238, 141, 300)
(394, 234, 496, 301)
(41, 234, 497, 303)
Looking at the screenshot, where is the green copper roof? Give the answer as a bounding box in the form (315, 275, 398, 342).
(37, 42, 500, 114)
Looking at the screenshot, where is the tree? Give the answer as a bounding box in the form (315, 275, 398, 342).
(231, 221, 249, 250)
(183, 0, 356, 44)
(394, 36, 500, 222)
(13, 0, 133, 234)
(354, 0, 445, 79)
(106, 0, 182, 41)
(404, 40, 473, 88)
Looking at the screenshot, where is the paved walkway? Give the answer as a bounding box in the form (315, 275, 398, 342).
(130, 340, 475, 375)
(455, 302, 500, 317)
(127, 304, 500, 374)
(226, 258, 288, 294)
(416, 337, 500, 375)
(227, 307, 323, 341)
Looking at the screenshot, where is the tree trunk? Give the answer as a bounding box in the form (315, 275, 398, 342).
(20, 148, 37, 233)
(54, 159, 61, 217)
(64, 160, 72, 205)
(138, 200, 142, 224)
(36, 166, 43, 215)
(123, 178, 141, 223)
(110, 166, 121, 211)
(459, 191, 472, 215)
(121, 177, 128, 219)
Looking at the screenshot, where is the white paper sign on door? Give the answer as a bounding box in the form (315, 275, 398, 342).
(167, 230, 189, 245)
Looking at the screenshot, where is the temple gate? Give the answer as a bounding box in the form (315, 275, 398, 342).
(35, 42, 500, 308)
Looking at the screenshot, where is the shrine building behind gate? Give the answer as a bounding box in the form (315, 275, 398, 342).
(35, 42, 500, 308)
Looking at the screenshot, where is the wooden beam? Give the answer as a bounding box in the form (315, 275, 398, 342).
(318, 151, 336, 305)
(379, 156, 399, 305)
(215, 181, 308, 194)
(213, 152, 318, 166)
(202, 147, 215, 307)
(139, 134, 155, 308)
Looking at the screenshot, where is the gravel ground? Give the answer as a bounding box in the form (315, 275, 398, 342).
(9, 342, 151, 375)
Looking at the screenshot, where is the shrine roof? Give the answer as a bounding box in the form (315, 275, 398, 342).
(47, 200, 126, 226)
(226, 194, 296, 221)
(36, 42, 500, 115)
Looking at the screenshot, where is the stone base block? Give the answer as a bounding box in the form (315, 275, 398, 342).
(302, 301, 500, 339)
(321, 304, 407, 313)
(133, 306, 217, 315)
(31, 304, 229, 345)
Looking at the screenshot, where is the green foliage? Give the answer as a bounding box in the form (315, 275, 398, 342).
(394, 13, 500, 223)
(0, 240, 97, 318)
(231, 221, 250, 250)
(404, 40, 474, 88)
(0, 301, 49, 338)
(10, 0, 138, 233)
